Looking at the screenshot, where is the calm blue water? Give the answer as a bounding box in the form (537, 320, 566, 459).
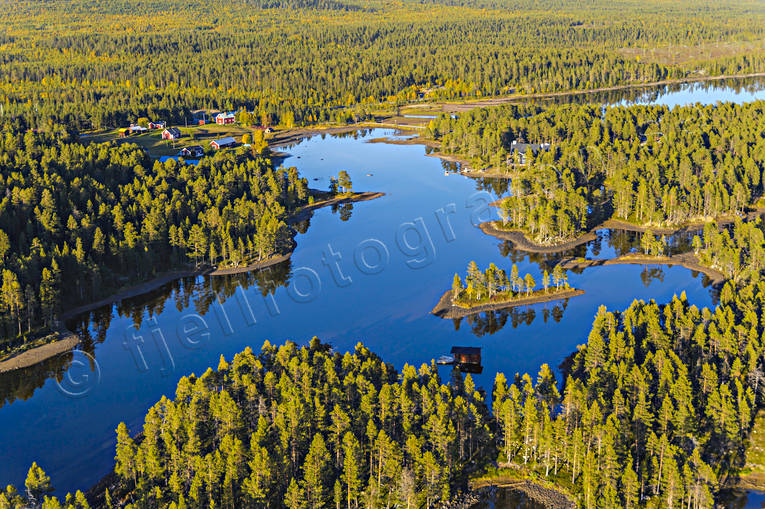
(741, 491, 765, 509)
(0, 77, 761, 502)
(620, 78, 765, 107)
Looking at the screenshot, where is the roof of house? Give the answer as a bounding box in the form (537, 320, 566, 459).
(164, 127, 182, 136)
(510, 140, 551, 153)
(179, 146, 204, 156)
(211, 137, 236, 146)
(216, 112, 236, 119)
(450, 346, 481, 355)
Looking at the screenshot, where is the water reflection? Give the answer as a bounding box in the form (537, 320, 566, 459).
(474, 177, 511, 196)
(530, 76, 765, 107)
(717, 489, 765, 509)
(332, 202, 354, 221)
(0, 353, 74, 409)
(0, 261, 299, 408)
(494, 227, 703, 273)
(452, 300, 569, 337)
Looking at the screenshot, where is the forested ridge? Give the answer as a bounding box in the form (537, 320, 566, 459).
(490, 281, 765, 508)
(0, 339, 497, 508)
(2, 0, 765, 130)
(428, 100, 765, 244)
(0, 119, 309, 353)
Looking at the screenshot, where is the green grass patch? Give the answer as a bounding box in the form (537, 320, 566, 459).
(0, 330, 61, 362)
(744, 410, 765, 474)
(81, 124, 264, 157)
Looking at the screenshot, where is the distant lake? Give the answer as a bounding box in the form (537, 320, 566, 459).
(525, 75, 765, 107)
(0, 75, 763, 500)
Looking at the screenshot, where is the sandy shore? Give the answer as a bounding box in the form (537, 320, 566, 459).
(431, 287, 585, 319)
(368, 136, 438, 148)
(733, 473, 765, 492)
(289, 191, 385, 223)
(0, 329, 80, 373)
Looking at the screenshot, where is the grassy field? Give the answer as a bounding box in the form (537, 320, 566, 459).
(738, 410, 765, 490)
(81, 123, 263, 157)
(744, 411, 765, 471)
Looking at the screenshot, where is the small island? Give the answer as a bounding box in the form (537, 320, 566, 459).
(432, 262, 584, 319)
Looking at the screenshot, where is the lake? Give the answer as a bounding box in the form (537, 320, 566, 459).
(0, 76, 762, 502)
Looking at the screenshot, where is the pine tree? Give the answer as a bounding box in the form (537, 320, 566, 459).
(25, 462, 52, 507)
(452, 274, 463, 300)
(523, 273, 535, 295)
(552, 264, 563, 289)
(302, 434, 330, 508)
(621, 454, 639, 509)
(114, 422, 137, 488)
(1, 269, 23, 336)
(342, 433, 362, 509)
(284, 478, 306, 509)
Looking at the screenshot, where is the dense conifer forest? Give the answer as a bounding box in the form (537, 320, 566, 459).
(4, 279, 765, 508)
(2, 0, 765, 130)
(491, 283, 764, 508)
(2, 0, 765, 507)
(1, 339, 496, 508)
(0, 120, 309, 352)
(428, 100, 765, 244)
